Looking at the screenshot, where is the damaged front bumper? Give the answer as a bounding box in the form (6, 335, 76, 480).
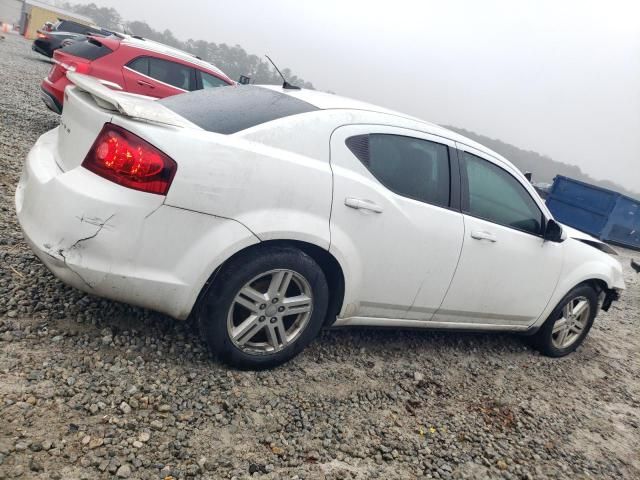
(601, 288, 621, 312)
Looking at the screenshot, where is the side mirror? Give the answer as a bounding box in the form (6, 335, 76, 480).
(238, 75, 251, 85)
(544, 219, 564, 242)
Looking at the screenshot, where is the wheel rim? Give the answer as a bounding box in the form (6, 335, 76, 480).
(226, 269, 313, 355)
(551, 296, 591, 349)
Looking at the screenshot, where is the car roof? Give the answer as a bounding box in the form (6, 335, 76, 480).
(257, 85, 509, 164)
(118, 36, 229, 79)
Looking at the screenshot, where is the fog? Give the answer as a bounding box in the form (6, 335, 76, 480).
(76, 0, 639, 193)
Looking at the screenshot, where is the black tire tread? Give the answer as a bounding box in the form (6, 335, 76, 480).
(198, 246, 328, 369)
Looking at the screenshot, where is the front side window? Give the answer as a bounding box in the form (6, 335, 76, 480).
(463, 152, 543, 234)
(200, 72, 229, 89)
(148, 58, 195, 91)
(346, 134, 450, 207)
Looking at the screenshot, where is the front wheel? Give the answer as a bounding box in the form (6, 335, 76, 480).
(199, 246, 329, 369)
(532, 284, 598, 357)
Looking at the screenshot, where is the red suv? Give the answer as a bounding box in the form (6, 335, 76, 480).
(41, 35, 234, 113)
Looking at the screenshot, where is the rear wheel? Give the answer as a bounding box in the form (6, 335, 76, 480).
(199, 246, 328, 369)
(532, 284, 598, 357)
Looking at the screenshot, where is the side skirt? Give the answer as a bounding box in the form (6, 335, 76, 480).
(332, 316, 536, 334)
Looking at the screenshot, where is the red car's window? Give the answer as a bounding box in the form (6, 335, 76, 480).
(60, 38, 113, 60)
(201, 71, 229, 89)
(148, 58, 195, 91)
(127, 57, 149, 75)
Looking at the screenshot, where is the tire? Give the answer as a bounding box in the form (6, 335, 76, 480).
(532, 284, 598, 357)
(198, 246, 329, 369)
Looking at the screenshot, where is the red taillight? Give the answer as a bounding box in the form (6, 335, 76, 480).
(69, 61, 91, 74)
(82, 123, 177, 195)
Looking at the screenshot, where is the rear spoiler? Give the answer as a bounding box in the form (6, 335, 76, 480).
(66, 72, 199, 129)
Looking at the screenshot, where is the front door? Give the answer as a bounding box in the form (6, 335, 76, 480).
(434, 144, 563, 326)
(329, 125, 464, 320)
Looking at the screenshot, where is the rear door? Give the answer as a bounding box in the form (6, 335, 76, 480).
(329, 125, 464, 320)
(123, 56, 196, 98)
(434, 145, 563, 327)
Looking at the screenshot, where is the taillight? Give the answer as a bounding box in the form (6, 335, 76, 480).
(55, 60, 91, 74)
(37, 32, 49, 39)
(69, 62, 91, 74)
(82, 123, 177, 195)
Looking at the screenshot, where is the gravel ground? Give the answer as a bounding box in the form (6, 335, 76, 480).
(1, 34, 639, 480)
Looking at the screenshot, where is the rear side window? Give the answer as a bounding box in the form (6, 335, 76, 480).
(346, 134, 451, 207)
(462, 152, 543, 234)
(159, 85, 318, 134)
(148, 58, 195, 91)
(127, 57, 149, 75)
(60, 38, 112, 60)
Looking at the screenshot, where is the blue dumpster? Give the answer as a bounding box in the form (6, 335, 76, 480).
(546, 176, 640, 250)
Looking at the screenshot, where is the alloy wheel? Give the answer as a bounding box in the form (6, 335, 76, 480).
(226, 269, 313, 355)
(551, 296, 591, 349)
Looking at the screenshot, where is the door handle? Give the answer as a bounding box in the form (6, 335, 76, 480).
(137, 80, 155, 88)
(470, 230, 497, 242)
(344, 197, 383, 213)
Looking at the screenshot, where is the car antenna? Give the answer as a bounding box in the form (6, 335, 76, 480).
(265, 55, 301, 90)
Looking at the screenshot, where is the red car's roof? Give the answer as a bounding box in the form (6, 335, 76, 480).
(88, 34, 232, 83)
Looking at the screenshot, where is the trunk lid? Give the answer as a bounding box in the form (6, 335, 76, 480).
(56, 85, 114, 172)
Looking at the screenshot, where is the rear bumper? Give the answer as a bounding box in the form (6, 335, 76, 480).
(40, 85, 62, 114)
(32, 41, 52, 57)
(16, 128, 258, 320)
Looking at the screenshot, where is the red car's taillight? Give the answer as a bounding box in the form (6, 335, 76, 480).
(82, 123, 177, 195)
(68, 61, 91, 74)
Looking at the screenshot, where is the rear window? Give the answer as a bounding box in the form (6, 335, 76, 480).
(60, 39, 112, 60)
(56, 20, 98, 35)
(159, 86, 318, 134)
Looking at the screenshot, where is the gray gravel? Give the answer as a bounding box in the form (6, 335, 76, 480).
(1, 33, 640, 480)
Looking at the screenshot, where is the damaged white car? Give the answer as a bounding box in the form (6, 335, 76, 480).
(16, 73, 625, 368)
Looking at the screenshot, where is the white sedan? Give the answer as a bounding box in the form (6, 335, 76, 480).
(16, 73, 625, 368)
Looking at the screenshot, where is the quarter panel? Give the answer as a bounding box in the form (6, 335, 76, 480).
(117, 118, 334, 250)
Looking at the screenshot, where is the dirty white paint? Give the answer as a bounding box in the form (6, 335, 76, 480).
(17, 81, 625, 332)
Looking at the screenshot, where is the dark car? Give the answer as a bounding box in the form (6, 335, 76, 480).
(32, 19, 109, 58)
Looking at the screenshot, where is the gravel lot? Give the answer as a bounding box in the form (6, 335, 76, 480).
(1, 34, 639, 480)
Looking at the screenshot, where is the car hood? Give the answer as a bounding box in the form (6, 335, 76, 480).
(560, 223, 618, 255)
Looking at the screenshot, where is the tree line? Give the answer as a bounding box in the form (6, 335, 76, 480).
(57, 3, 635, 198)
(447, 126, 639, 199)
(58, 2, 314, 88)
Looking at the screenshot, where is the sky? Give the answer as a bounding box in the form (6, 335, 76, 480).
(74, 0, 639, 192)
